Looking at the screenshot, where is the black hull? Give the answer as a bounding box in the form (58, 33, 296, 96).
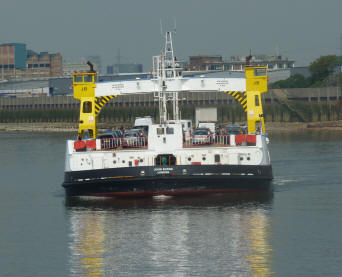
(63, 165, 273, 197)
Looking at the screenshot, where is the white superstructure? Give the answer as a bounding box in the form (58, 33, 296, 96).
(65, 123, 270, 173)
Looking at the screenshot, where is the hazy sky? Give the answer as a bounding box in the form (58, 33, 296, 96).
(1, 0, 342, 70)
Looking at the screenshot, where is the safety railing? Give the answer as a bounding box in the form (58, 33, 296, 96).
(102, 137, 148, 150)
(121, 136, 148, 149)
(100, 138, 123, 149)
(183, 134, 257, 148)
(99, 137, 148, 150)
(73, 134, 257, 152)
(73, 137, 148, 152)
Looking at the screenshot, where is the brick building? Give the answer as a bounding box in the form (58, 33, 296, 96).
(0, 43, 62, 80)
(188, 55, 223, 71)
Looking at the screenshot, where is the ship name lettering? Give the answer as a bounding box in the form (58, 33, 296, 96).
(154, 168, 173, 171)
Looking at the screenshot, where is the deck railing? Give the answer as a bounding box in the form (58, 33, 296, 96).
(183, 134, 257, 148)
(100, 137, 148, 150)
(73, 134, 257, 152)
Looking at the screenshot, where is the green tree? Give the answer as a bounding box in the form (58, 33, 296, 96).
(324, 72, 342, 87)
(309, 55, 336, 86)
(270, 74, 309, 89)
(270, 55, 340, 88)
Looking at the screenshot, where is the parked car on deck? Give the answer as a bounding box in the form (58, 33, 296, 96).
(112, 130, 124, 138)
(226, 124, 244, 135)
(192, 128, 214, 145)
(122, 130, 146, 147)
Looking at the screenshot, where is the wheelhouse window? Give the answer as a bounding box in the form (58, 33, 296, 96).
(74, 75, 83, 82)
(254, 68, 266, 76)
(84, 75, 93, 82)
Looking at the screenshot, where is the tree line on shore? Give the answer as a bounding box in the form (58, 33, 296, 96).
(270, 55, 342, 89)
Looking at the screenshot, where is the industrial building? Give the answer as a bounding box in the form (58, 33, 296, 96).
(0, 43, 62, 81)
(187, 54, 295, 71)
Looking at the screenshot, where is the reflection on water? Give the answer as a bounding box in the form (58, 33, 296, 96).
(246, 213, 273, 276)
(149, 210, 190, 277)
(66, 193, 274, 276)
(70, 212, 106, 277)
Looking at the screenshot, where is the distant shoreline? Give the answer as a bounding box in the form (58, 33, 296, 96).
(1, 121, 342, 133)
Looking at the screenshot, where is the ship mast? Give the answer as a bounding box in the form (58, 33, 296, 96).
(153, 31, 182, 123)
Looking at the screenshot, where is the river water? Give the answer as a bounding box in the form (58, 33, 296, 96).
(0, 130, 341, 277)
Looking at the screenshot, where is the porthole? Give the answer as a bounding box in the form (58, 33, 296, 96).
(247, 157, 250, 161)
(122, 160, 125, 163)
(202, 157, 206, 161)
(140, 159, 144, 162)
(188, 157, 191, 161)
(113, 160, 116, 164)
(240, 157, 244, 161)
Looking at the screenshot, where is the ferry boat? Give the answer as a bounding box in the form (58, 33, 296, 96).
(62, 32, 273, 197)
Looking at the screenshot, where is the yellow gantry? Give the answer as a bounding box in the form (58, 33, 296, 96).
(72, 66, 268, 139)
(73, 72, 118, 139)
(223, 67, 268, 134)
(73, 72, 98, 139)
(244, 66, 268, 134)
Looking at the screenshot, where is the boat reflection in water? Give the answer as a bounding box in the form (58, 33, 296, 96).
(65, 192, 274, 277)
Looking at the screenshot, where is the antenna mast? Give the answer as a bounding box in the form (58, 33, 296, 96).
(153, 30, 182, 123)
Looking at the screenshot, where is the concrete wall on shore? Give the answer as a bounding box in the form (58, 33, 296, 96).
(267, 87, 341, 103)
(1, 87, 341, 111)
